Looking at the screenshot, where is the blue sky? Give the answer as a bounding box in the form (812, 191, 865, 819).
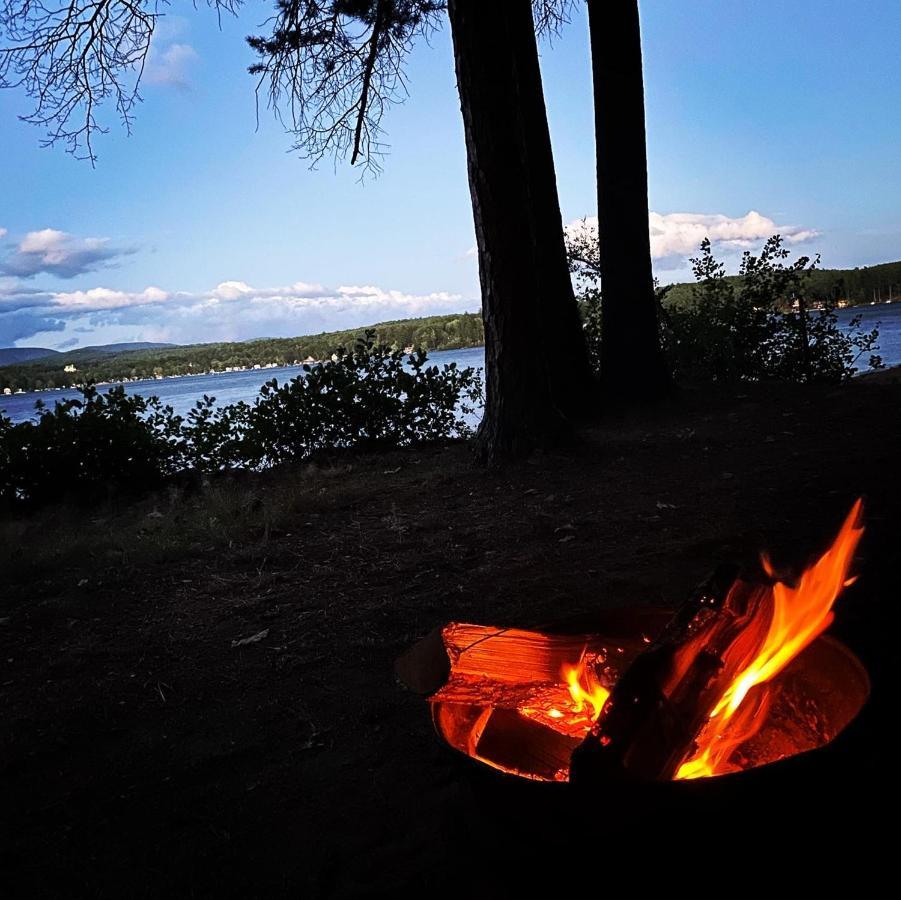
(1, 0, 899, 349)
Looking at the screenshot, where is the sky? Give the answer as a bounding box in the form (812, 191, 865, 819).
(1, 0, 900, 350)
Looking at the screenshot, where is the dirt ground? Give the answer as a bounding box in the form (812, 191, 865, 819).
(2, 376, 897, 897)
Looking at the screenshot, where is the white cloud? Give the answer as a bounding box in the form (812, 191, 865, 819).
(0, 228, 7, 240)
(1, 276, 477, 348)
(210, 280, 329, 302)
(648, 210, 818, 262)
(1, 229, 134, 278)
(566, 210, 819, 271)
(146, 42, 199, 90)
(19, 228, 68, 254)
(51, 286, 171, 310)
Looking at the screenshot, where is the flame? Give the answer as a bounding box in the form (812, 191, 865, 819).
(516, 652, 610, 742)
(562, 655, 609, 723)
(676, 498, 864, 779)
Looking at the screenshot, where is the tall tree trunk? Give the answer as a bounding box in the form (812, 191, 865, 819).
(588, 0, 669, 401)
(509, 5, 596, 419)
(448, 0, 594, 461)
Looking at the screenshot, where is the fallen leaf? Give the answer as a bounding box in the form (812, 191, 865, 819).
(232, 628, 269, 647)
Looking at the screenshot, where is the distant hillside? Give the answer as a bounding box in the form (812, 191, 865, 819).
(665, 259, 901, 307)
(0, 314, 484, 393)
(50, 342, 177, 365)
(0, 347, 59, 365)
(75, 342, 177, 355)
(0, 342, 173, 369)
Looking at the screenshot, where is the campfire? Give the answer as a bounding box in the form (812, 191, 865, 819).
(404, 500, 869, 784)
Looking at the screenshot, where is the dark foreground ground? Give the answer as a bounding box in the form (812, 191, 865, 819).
(2, 375, 898, 897)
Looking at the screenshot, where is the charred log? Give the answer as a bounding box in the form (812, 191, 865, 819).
(570, 565, 778, 783)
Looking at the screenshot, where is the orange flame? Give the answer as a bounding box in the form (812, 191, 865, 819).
(562, 655, 609, 723)
(676, 498, 864, 779)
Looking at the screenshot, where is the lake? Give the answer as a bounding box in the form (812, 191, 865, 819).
(3, 305, 899, 426)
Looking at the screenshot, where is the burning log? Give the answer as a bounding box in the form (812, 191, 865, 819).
(570, 565, 769, 783)
(571, 500, 865, 784)
(408, 500, 866, 784)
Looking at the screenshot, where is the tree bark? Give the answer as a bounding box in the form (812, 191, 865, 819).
(509, 5, 596, 419)
(588, 0, 669, 402)
(448, 0, 594, 461)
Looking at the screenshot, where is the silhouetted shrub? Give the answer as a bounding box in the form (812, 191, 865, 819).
(663, 236, 882, 383)
(0, 334, 482, 508)
(566, 222, 882, 384)
(0, 386, 180, 504)
(236, 336, 482, 468)
(0, 385, 183, 507)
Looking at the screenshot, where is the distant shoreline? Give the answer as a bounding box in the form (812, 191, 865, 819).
(1, 343, 487, 399)
(0, 313, 487, 394)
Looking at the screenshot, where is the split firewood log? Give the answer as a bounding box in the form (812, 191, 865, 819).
(570, 564, 775, 784)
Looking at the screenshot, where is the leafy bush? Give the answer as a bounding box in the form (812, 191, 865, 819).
(0, 385, 183, 508)
(565, 220, 882, 385)
(664, 236, 882, 383)
(566, 217, 604, 373)
(0, 334, 482, 508)
(236, 337, 481, 468)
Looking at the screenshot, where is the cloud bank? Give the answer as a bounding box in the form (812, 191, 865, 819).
(1, 277, 476, 349)
(3, 209, 817, 349)
(1, 229, 135, 279)
(648, 211, 818, 267)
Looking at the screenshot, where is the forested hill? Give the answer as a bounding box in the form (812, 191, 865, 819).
(0, 347, 59, 365)
(665, 259, 901, 307)
(0, 313, 485, 392)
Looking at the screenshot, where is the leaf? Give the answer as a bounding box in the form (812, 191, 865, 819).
(232, 628, 269, 648)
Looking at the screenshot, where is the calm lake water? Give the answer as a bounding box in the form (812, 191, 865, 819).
(3, 304, 899, 426)
(0, 346, 488, 425)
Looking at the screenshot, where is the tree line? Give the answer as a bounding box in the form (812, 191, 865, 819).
(0, 313, 485, 392)
(665, 258, 901, 309)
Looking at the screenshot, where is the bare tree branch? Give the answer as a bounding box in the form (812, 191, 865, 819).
(1, 0, 445, 173)
(532, 0, 574, 39)
(248, 1, 443, 178)
(0, 1, 242, 163)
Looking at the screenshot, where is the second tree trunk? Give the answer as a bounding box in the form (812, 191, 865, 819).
(588, 0, 669, 402)
(448, 0, 595, 461)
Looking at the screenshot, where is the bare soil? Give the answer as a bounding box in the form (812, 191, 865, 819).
(2, 376, 897, 896)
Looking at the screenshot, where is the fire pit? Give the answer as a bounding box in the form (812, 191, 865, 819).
(401, 501, 869, 789)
